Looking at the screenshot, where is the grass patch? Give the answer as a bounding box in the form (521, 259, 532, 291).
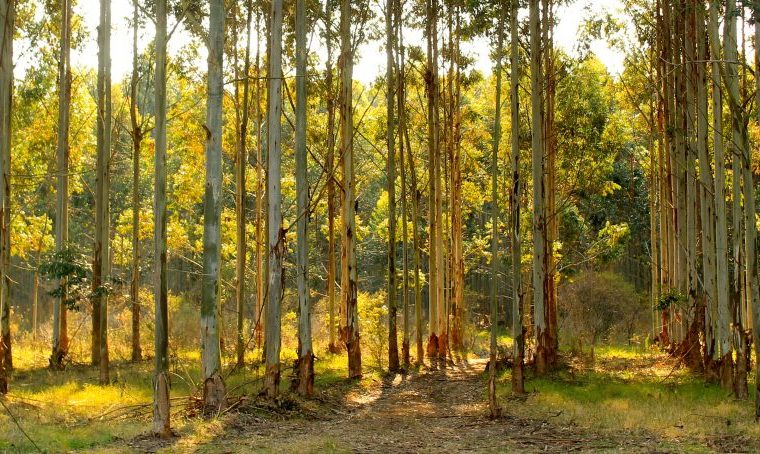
(496, 345, 760, 450)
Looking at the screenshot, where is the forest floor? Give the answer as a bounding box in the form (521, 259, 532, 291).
(0, 342, 758, 453)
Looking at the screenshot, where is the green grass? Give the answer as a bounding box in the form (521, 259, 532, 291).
(0, 338, 384, 452)
(496, 344, 760, 450)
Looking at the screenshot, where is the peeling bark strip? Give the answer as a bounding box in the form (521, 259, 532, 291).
(265, 0, 285, 399)
(201, 0, 226, 410)
(340, 0, 361, 379)
(0, 0, 13, 394)
(52, 0, 71, 369)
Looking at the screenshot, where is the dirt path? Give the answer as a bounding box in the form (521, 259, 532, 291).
(152, 359, 661, 453)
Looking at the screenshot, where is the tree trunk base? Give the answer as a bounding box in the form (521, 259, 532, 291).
(292, 351, 314, 397)
(488, 353, 500, 418)
(402, 340, 410, 369)
(153, 371, 173, 438)
(718, 353, 734, 391)
(426, 334, 439, 367)
(734, 333, 750, 399)
(264, 363, 280, 399)
(328, 342, 343, 354)
(347, 336, 362, 379)
(437, 332, 448, 366)
(512, 355, 525, 395)
(203, 372, 226, 412)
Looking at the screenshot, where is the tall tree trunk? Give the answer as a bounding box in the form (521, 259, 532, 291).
(722, 0, 749, 399)
(235, 1, 253, 369)
(386, 0, 400, 373)
(751, 11, 760, 420)
(95, 0, 112, 383)
(234, 0, 253, 366)
(425, 0, 439, 364)
(325, 0, 340, 355)
(51, 0, 70, 369)
(202, 0, 226, 409)
(0, 0, 13, 393)
(433, 1, 445, 362)
(403, 95, 424, 366)
(293, 0, 314, 397)
(708, 0, 733, 389)
(340, 0, 362, 379)
(450, 6, 464, 355)
(152, 0, 171, 437)
(129, 0, 142, 363)
(264, 0, 284, 398)
(542, 0, 558, 364)
(530, 0, 548, 374)
(510, 0, 525, 395)
(396, 0, 410, 368)
(254, 9, 265, 350)
(488, 12, 505, 419)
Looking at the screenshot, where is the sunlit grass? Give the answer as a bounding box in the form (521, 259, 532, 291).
(496, 344, 760, 448)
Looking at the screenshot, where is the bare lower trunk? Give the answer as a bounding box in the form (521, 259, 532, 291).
(129, 0, 142, 363)
(385, 0, 399, 373)
(488, 12, 504, 418)
(325, 2, 340, 355)
(264, 0, 284, 398)
(530, 0, 548, 374)
(340, 0, 361, 379)
(152, 0, 171, 436)
(95, 0, 112, 384)
(294, 0, 313, 396)
(202, 0, 226, 410)
(0, 0, 14, 391)
(509, 0, 525, 396)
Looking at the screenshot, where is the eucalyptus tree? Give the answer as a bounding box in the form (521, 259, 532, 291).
(153, 0, 171, 436)
(707, 0, 732, 390)
(264, 0, 284, 398)
(0, 0, 14, 393)
(294, 0, 314, 396)
(51, 0, 72, 369)
(529, 0, 548, 373)
(234, 0, 254, 369)
(509, 0, 525, 395)
(201, 0, 226, 409)
(488, 7, 505, 419)
(386, 0, 400, 373)
(341, 0, 362, 378)
(94, 0, 112, 384)
(129, 0, 143, 363)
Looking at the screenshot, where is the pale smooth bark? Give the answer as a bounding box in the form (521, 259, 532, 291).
(530, 0, 548, 373)
(235, 0, 253, 369)
(294, 0, 314, 396)
(386, 0, 400, 373)
(340, 0, 362, 378)
(510, 0, 525, 395)
(95, 0, 112, 384)
(488, 13, 504, 419)
(264, 0, 284, 398)
(425, 0, 439, 362)
(52, 0, 71, 369)
(152, 0, 170, 436)
(708, 0, 732, 385)
(129, 0, 142, 363)
(202, 0, 226, 409)
(0, 0, 14, 393)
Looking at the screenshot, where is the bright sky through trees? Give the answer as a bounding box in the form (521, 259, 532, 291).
(57, 0, 625, 83)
